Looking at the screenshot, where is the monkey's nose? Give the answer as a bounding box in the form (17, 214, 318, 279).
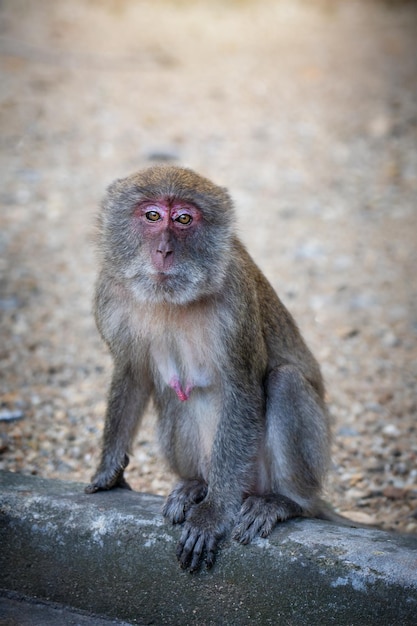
(156, 234, 173, 258)
(157, 247, 173, 259)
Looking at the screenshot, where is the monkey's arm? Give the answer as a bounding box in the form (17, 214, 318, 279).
(86, 273, 154, 494)
(85, 362, 153, 493)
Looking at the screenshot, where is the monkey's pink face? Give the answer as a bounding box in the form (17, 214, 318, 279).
(134, 200, 202, 274)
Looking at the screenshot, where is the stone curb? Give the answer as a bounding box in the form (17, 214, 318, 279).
(1, 471, 416, 625)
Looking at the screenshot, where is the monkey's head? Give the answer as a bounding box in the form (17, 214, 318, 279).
(98, 166, 236, 305)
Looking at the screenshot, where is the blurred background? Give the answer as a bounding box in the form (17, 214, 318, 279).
(0, 0, 416, 532)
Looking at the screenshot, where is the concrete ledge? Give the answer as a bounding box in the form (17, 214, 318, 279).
(1, 471, 417, 625)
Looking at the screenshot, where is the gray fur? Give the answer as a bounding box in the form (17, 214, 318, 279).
(86, 165, 336, 571)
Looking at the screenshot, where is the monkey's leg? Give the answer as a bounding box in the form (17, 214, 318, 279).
(162, 479, 208, 524)
(85, 365, 151, 494)
(233, 364, 330, 544)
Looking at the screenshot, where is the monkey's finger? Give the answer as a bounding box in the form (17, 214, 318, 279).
(233, 516, 261, 544)
(205, 534, 218, 570)
(234, 516, 266, 544)
(177, 527, 199, 569)
(84, 483, 100, 494)
(259, 515, 277, 538)
(189, 534, 206, 572)
(163, 496, 186, 525)
(232, 527, 252, 545)
(176, 527, 190, 560)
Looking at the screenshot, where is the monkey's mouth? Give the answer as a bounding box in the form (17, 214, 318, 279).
(155, 271, 170, 281)
(151, 271, 179, 288)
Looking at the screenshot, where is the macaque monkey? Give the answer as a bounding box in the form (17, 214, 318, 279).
(86, 165, 335, 571)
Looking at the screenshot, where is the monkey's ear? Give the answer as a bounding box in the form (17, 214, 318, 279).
(105, 177, 125, 195)
(104, 176, 140, 212)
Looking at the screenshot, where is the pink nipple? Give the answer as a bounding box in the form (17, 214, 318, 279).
(170, 377, 192, 402)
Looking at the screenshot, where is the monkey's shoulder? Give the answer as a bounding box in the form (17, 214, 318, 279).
(227, 240, 321, 371)
(225, 240, 287, 326)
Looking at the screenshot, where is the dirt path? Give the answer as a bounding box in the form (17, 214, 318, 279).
(1, 0, 417, 533)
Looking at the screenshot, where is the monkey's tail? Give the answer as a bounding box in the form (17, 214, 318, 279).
(313, 499, 379, 530)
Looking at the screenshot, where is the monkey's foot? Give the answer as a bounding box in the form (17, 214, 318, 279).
(84, 455, 131, 494)
(162, 479, 208, 525)
(232, 494, 303, 544)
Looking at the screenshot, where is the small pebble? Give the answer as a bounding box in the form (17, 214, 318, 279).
(382, 424, 401, 438)
(383, 486, 407, 500)
(0, 409, 24, 422)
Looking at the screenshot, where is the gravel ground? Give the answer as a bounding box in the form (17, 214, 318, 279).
(1, 0, 416, 534)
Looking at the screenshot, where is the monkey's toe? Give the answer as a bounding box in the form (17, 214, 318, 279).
(84, 478, 132, 494)
(84, 482, 100, 494)
(162, 479, 208, 525)
(84, 469, 132, 494)
(233, 494, 303, 544)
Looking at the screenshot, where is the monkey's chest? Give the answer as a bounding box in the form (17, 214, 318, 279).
(149, 336, 216, 402)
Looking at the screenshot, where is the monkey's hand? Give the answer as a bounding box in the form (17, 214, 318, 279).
(84, 455, 131, 494)
(176, 502, 232, 572)
(162, 479, 208, 524)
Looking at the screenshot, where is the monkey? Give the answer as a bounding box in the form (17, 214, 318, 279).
(85, 165, 341, 572)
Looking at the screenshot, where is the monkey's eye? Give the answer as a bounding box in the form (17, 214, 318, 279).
(176, 214, 192, 225)
(145, 210, 161, 222)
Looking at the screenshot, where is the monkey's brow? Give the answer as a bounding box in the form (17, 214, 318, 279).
(136, 190, 194, 205)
